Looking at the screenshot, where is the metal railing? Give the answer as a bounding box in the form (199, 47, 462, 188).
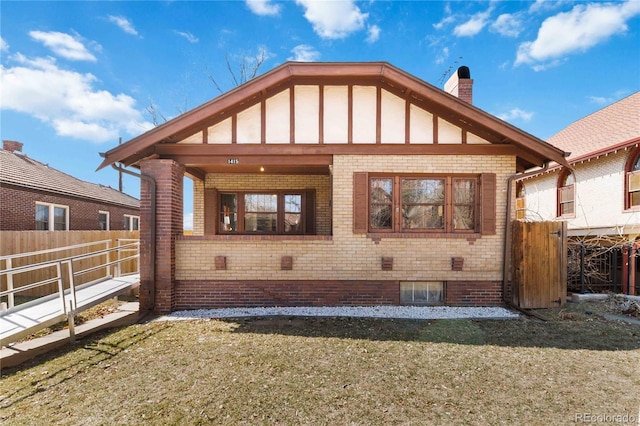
(0, 239, 139, 314)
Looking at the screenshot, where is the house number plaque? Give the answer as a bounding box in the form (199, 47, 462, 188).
(227, 158, 239, 165)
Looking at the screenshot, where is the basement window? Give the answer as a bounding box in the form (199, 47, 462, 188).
(400, 281, 443, 305)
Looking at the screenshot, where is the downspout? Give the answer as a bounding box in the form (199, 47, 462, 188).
(111, 163, 156, 312)
(503, 162, 549, 303)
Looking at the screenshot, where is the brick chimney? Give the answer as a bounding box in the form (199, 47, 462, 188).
(444, 66, 473, 104)
(3, 140, 24, 153)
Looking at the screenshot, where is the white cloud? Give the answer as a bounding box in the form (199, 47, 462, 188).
(29, 31, 96, 62)
(529, 0, 567, 14)
(516, 1, 640, 68)
(0, 54, 152, 143)
(435, 46, 449, 65)
(108, 15, 139, 36)
(433, 15, 455, 30)
(0, 36, 9, 52)
(366, 25, 380, 43)
(491, 13, 523, 37)
(246, 0, 282, 16)
(183, 212, 193, 230)
(175, 31, 199, 43)
(453, 7, 493, 37)
(497, 107, 534, 122)
(295, 0, 368, 39)
(288, 44, 320, 62)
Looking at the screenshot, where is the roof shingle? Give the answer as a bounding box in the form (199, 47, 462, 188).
(547, 91, 640, 161)
(0, 148, 139, 208)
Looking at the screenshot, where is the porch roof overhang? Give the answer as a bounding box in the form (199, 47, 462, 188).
(98, 62, 570, 175)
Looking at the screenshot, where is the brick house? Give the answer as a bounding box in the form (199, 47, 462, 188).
(516, 91, 640, 293)
(1, 140, 140, 231)
(98, 62, 568, 313)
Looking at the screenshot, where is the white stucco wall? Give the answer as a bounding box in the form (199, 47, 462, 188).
(522, 149, 640, 235)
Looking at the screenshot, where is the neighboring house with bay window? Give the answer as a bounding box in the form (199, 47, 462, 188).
(517, 92, 640, 292)
(0, 140, 140, 231)
(97, 62, 569, 314)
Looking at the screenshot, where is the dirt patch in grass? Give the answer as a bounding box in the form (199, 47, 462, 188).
(1, 303, 639, 425)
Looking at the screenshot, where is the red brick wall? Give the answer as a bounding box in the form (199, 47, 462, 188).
(446, 280, 502, 306)
(0, 184, 139, 231)
(173, 280, 400, 310)
(139, 159, 184, 314)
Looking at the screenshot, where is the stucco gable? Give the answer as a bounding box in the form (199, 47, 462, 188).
(98, 62, 568, 172)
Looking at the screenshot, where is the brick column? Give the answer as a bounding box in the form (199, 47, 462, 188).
(140, 159, 184, 314)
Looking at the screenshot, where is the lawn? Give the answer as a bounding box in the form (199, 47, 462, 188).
(1, 302, 639, 425)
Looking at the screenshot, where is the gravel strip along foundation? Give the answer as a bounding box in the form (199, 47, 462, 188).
(159, 306, 520, 321)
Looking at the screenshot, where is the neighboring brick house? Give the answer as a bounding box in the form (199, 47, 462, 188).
(98, 62, 568, 313)
(1, 140, 140, 231)
(517, 92, 640, 293)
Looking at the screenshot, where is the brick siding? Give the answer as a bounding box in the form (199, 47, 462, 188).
(158, 154, 515, 312)
(0, 184, 139, 231)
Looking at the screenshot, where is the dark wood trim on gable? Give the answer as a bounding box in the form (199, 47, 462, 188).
(231, 115, 237, 144)
(319, 85, 324, 144)
(376, 86, 382, 144)
(405, 100, 411, 144)
(260, 99, 266, 144)
(348, 85, 353, 144)
(98, 62, 569, 172)
(290, 86, 295, 144)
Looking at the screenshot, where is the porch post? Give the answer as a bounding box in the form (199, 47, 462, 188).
(140, 159, 185, 314)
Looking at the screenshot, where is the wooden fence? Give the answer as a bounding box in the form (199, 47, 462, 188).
(1, 231, 139, 300)
(512, 221, 567, 309)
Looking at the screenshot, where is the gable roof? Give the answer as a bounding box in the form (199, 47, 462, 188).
(1, 148, 139, 209)
(98, 61, 569, 172)
(548, 91, 640, 162)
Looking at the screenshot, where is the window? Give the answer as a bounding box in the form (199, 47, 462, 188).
(557, 169, 575, 217)
(35, 202, 68, 231)
(400, 281, 443, 305)
(99, 211, 110, 230)
(217, 190, 311, 235)
(626, 150, 640, 209)
(368, 175, 479, 233)
(515, 182, 526, 220)
(124, 215, 140, 230)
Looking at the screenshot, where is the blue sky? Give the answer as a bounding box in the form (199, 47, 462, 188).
(2, 0, 639, 229)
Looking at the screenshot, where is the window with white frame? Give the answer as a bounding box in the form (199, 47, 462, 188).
(124, 215, 140, 230)
(99, 211, 110, 230)
(35, 202, 69, 231)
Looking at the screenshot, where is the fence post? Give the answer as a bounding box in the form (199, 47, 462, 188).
(580, 243, 585, 294)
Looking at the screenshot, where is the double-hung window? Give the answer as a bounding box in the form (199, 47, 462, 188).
(35, 202, 69, 231)
(557, 169, 575, 218)
(368, 175, 478, 234)
(124, 215, 140, 231)
(99, 211, 110, 230)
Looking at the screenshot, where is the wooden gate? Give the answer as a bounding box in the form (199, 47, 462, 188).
(512, 221, 567, 309)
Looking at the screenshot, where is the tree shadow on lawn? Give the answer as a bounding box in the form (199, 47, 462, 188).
(215, 313, 640, 351)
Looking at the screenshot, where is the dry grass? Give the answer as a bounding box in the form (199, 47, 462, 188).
(1, 301, 639, 425)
